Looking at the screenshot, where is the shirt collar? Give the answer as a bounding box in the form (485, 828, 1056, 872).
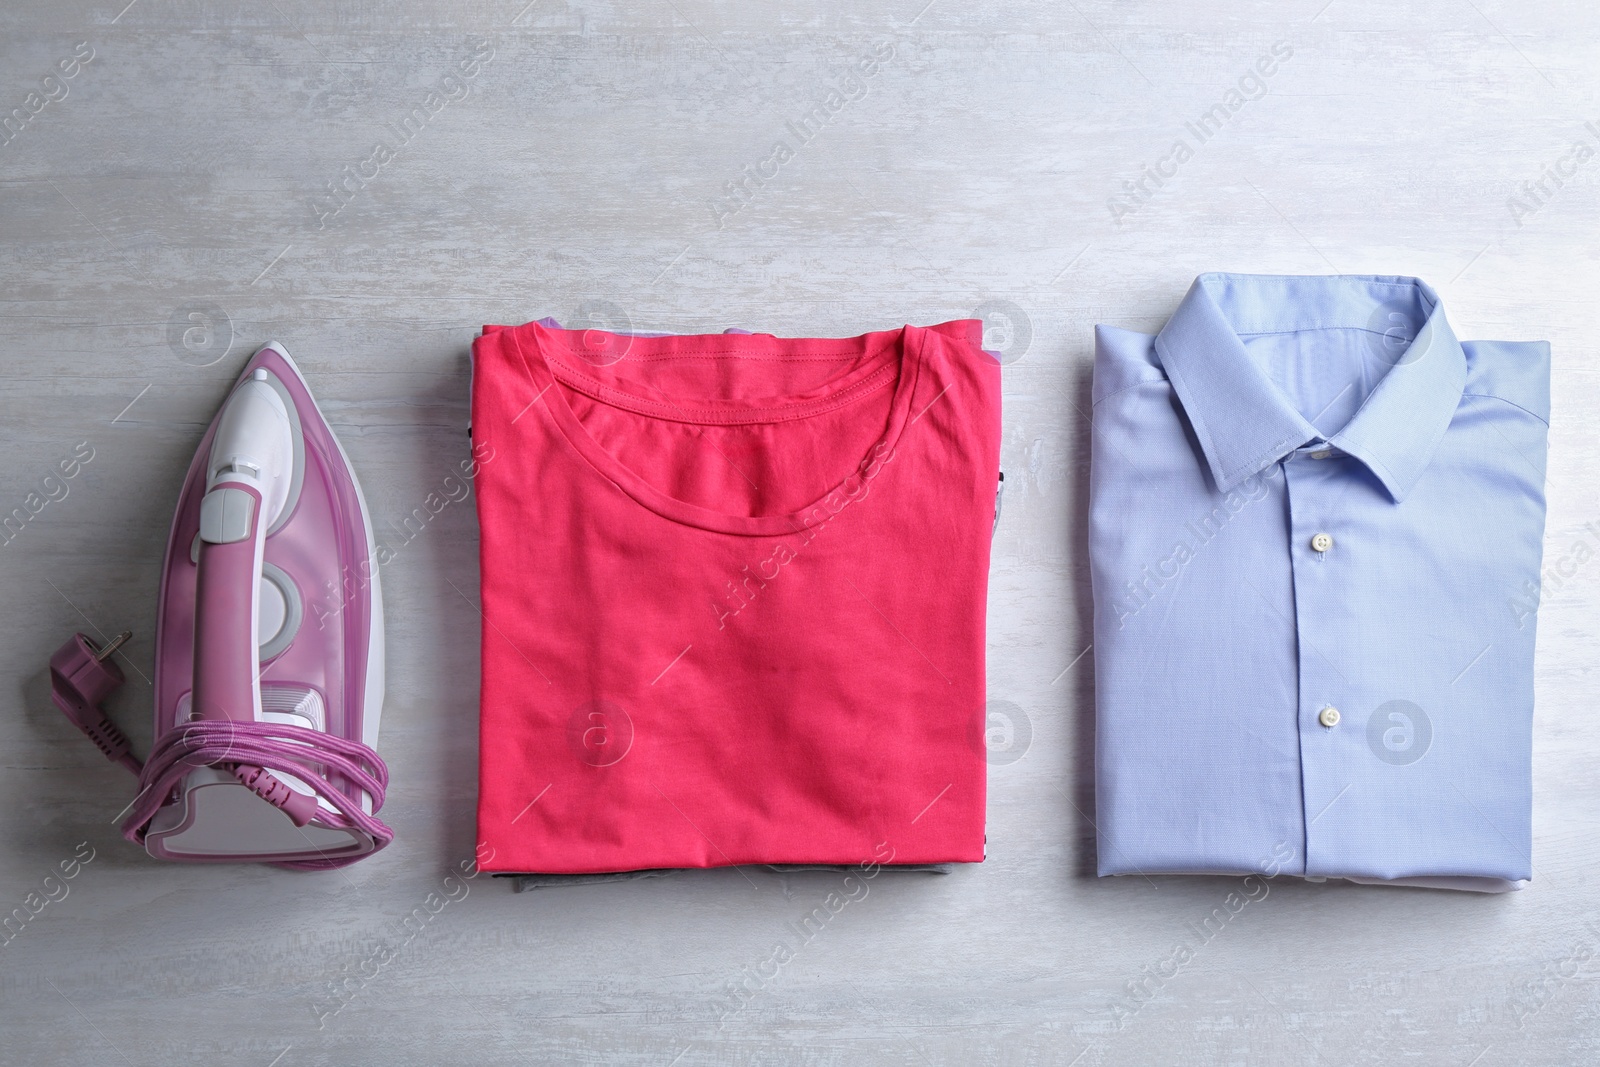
(1153, 274, 1468, 502)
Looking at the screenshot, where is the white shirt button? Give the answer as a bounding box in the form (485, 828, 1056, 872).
(1311, 532, 1333, 553)
(1318, 706, 1341, 728)
(1309, 449, 1333, 460)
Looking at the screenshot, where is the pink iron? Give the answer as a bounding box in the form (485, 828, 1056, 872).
(51, 342, 391, 869)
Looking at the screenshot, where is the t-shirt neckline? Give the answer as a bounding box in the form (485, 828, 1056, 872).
(508, 321, 927, 537)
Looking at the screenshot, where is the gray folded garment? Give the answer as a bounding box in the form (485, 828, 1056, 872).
(509, 864, 951, 892)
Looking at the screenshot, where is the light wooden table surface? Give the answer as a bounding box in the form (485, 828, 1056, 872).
(3, 2, 1598, 1064)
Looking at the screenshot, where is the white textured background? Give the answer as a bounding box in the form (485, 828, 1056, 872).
(3, 1, 1598, 1064)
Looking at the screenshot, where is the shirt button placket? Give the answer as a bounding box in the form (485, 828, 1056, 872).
(1283, 451, 1346, 878)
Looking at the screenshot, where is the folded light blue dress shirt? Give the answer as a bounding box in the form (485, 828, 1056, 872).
(1091, 274, 1549, 892)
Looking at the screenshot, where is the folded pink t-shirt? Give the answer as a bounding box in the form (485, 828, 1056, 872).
(471, 319, 1000, 873)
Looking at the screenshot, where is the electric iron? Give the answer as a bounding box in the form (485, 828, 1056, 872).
(50, 342, 392, 869)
